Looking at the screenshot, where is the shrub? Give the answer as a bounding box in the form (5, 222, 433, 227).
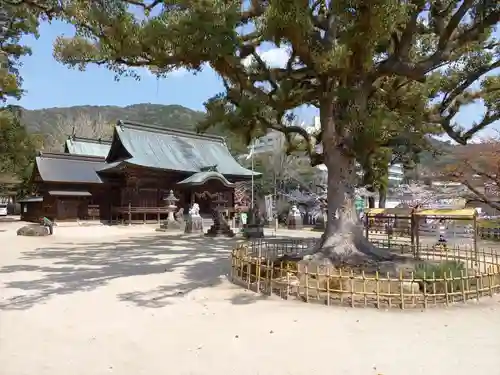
(414, 260, 466, 293)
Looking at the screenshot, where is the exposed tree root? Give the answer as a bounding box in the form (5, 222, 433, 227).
(299, 228, 420, 277)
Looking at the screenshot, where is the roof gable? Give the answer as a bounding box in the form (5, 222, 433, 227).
(106, 127, 133, 163)
(106, 120, 256, 177)
(65, 136, 111, 158)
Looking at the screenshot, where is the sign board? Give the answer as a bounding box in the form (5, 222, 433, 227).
(240, 212, 248, 225)
(355, 198, 365, 212)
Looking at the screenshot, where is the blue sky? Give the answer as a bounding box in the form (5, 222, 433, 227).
(14, 20, 499, 137)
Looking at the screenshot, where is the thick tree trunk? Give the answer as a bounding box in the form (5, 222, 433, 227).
(378, 189, 387, 208)
(302, 104, 397, 267)
(368, 196, 375, 208)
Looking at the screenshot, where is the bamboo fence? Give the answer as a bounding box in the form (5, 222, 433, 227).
(229, 238, 500, 309)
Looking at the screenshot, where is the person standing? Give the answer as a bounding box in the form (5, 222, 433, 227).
(41, 216, 54, 235)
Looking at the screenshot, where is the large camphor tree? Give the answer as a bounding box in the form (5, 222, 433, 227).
(11, 0, 499, 265)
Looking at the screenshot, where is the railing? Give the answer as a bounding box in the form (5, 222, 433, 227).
(110, 206, 183, 224)
(112, 206, 171, 214)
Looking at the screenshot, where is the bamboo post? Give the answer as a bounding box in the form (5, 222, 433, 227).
(410, 271, 416, 307)
(315, 265, 320, 301)
(246, 258, 252, 289)
(326, 266, 331, 306)
(339, 268, 344, 304)
(399, 270, 404, 310)
(365, 213, 369, 241)
(473, 212, 478, 262)
(460, 269, 466, 303)
(482, 247, 487, 274)
(432, 272, 437, 306)
(239, 252, 244, 285)
(229, 249, 234, 282)
(266, 256, 272, 296)
(487, 249, 493, 298)
(362, 270, 367, 307)
(475, 269, 480, 301)
(444, 270, 449, 306)
(375, 271, 380, 309)
(387, 272, 392, 308)
(350, 270, 355, 308)
(415, 215, 421, 259)
(256, 243, 262, 293)
(495, 252, 500, 293)
(423, 270, 428, 309)
(304, 264, 309, 303)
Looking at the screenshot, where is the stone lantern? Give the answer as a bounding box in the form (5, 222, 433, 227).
(157, 190, 183, 231)
(205, 194, 235, 237)
(287, 204, 303, 230)
(314, 196, 328, 231)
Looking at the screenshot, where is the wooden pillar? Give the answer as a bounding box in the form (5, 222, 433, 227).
(128, 201, 132, 225)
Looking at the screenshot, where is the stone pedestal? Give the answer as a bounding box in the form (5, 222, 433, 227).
(243, 224, 265, 238)
(206, 197, 235, 238)
(185, 215, 203, 234)
(242, 207, 265, 238)
(287, 205, 303, 230)
(157, 218, 183, 232)
(185, 203, 204, 234)
(313, 211, 327, 231)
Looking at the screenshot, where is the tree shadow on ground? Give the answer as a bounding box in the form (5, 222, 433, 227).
(0, 216, 21, 223)
(0, 234, 244, 310)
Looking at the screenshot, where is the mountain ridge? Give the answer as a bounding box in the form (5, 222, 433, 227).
(19, 103, 451, 167)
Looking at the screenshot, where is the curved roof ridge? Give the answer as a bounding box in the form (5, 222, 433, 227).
(117, 120, 226, 143)
(66, 136, 112, 144)
(38, 151, 105, 162)
(177, 171, 235, 188)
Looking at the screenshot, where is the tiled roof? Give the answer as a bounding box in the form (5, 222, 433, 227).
(64, 137, 111, 158)
(35, 152, 105, 184)
(106, 121, 258, 178)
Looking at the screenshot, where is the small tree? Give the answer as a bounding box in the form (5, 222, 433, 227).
(390, 182, 468, 208)
(442, 140, 500, 211)
(18, 0, 499, 265)
(0, 4, 41, 196)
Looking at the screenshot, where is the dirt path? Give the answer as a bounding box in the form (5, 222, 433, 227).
(1, 226, 499, 375)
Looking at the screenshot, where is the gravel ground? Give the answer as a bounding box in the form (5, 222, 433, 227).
(1, 223, 499, 375)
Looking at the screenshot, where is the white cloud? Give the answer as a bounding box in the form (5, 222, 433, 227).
(169, 67, 189, 77)
(242, 46, 291, 68)
(258, 47, 290, 68)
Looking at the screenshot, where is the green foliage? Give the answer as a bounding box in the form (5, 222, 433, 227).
(0, 107, 37, 196)
(28, 1, 497, 162)
(8, 1, 499, 227)
(415, 260, 466, 293)
(0, 3, 42, 196)
(0, 3, 40, 101)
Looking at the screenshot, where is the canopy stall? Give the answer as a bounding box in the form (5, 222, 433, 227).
(413, 208, 478, 256)
(364, 208, 415, 247)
